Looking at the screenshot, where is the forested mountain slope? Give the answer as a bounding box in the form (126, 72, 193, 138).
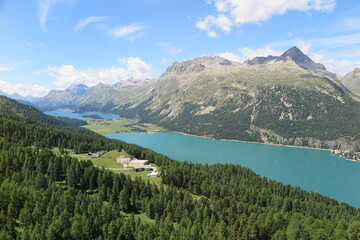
(109, 48, 360, 150)
(0, 96, 67, 126)
(0, 96, 93, 136)
(1, 113, 360, 239)
(36, 47, 360, 150)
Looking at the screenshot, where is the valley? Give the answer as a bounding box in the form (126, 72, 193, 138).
(4, 1, 360, 238)
(35, 47, 360, 153)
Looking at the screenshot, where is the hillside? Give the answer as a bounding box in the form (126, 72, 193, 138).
(0, 96, 94, 136)
(105, 47, 360, 150)
(1, 112, 360, 239)
(38, 47, 360, 150)
(341, 68, 360, 96)
(0, 96, 67, 126)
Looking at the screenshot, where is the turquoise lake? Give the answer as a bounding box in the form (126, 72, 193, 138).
(44, 109, 119, 119)
(107, 131, 360, 207)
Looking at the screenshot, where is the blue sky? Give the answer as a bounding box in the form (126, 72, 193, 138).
(1, 0, 360, 97)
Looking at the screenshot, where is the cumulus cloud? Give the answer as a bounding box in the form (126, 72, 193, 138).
(207, 31, 219, 38)
(0, 80, 51, 97)
(157, 42, 182, 56)
(311, 53, 359, 76)
(218, 52, 242, 62)
(110, 24, 147, 40)
(239, 46, 282, 60)
(196, 0, 335, 37)
(296, 39, 311, 54)
(38, 0, 63, 31)
(46, 57, 152, 87)
(74, 16, 111, 31)
(117, 57, 153, 79)
(217, 45, 281, 63)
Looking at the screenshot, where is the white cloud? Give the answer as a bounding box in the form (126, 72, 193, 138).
(238, 46, 282, 60)
(162, 58, 169, 64)
(218, 52, 242, 62)
(158, 42, 182, 56)
(47, 65, 130, 87)
(38, 0, 63, 31)
(46, 57, 153, 87)
(110, 24, 147, 40)
(0, 80, 51, 97)
(208, 31, 219, 38)
(196, 14, 232, 33)
(117, 57, 153, 79)
(196, 0, 335, 37)
(74, 16, 111, 31)
(0, 66, 15, 72)
(311, 53, 359, 75)
(296, 39, 311, 54)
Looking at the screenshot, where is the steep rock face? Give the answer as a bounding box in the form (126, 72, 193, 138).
(341, 68, 360, 96)
(275, 47, 328, 75)
(161, 56, 234, 77)
(246, 55, 277, 65)
(35, 84, 89, 109)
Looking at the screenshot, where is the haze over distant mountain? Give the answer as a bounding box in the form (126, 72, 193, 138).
(341, 68, 360, 96)
(35, 83, 89, 109)
(76, 79, 154, 112)
(0, 90, 39, 103)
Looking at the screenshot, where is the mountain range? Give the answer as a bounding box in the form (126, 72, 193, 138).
(35, 83, 89, 110)
(30, 46, 360, 149)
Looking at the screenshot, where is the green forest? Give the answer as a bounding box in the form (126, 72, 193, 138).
(1, 112, 360, 239)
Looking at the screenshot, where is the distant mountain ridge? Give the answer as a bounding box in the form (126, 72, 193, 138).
(0, 90, 39, 103)
(35, 83, 89, 109)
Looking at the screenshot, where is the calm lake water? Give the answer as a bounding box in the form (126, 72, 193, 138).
(107, 131, 360, 207)
(44, 109, 119, 119)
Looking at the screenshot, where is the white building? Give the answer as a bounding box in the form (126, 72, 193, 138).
(147, 172, 159, 177)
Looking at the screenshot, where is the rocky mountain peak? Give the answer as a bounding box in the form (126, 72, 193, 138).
(162, 56, 233, 76)
(276, 46, 311, 64)
(65, 83, 89, 96)
(246, 55, 277, 65)
(275, 46, 327, 74)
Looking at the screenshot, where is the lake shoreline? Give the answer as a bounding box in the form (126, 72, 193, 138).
(147, 130, 360, 163)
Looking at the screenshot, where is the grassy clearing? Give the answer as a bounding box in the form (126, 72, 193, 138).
(121, 211, 154, 224)
(82, 118, 166, 135)
(52, 147, 163, 185)
(112, 166, 162, 186)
